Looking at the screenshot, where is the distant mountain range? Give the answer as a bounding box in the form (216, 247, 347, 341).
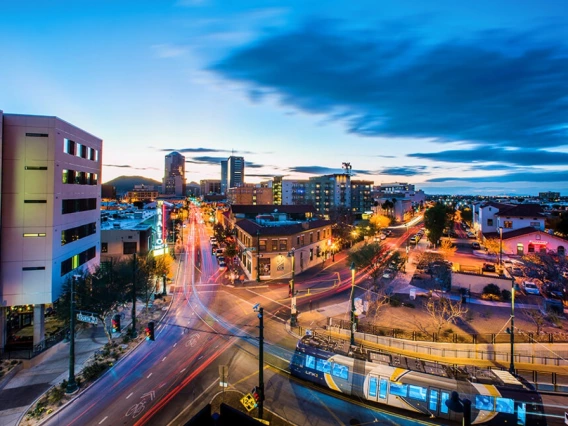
(103, 175, 161, 194)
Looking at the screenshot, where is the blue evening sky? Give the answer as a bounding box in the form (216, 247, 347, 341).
(1, 1, 567, 195)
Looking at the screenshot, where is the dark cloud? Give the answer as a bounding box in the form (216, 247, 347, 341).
(185, 156, 228, 165)
(427, 170, 568, 183)
(211, 21, 568, 149)
(104, 164, 159, 170)
(247, 173, 284, 178)
(379, 166, 428, 176)
(409, 148, 568, 166)
(287, 165, 372, 175)
(245, 161, 265, 169)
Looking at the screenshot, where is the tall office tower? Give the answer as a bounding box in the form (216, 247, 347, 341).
(162, 151, 186, 196)
(0, 111, 102, 348)
(307, 173, 351, 218)
(273, 176, 283, 205)
(221, 160, 228, 195)
(227, 156, 244, 189)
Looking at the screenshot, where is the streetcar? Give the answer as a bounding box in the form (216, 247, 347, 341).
(290, 334, 546, 425)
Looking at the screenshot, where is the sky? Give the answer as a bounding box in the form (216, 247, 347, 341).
(1, 1, 567, 196)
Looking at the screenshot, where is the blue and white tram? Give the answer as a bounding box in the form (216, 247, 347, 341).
(290, 335, 545, 425)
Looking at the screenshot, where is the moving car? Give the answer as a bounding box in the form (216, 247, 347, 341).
(382, 269, 394, 279)
(482, 263, 496, 272)
(472, 242, 481, 250)
(522, 282, 540, 295)
(467, 231, 475, 238)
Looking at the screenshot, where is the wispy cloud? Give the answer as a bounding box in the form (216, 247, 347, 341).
(427, 170, 568, 183)
(151, 43, 188, 58)
(211, 21, 568, 150)
(160, 147, 257, 154)
(104, 164, 160, 170)
(379, 166, 428, 176)
(409, 148, 568, 166)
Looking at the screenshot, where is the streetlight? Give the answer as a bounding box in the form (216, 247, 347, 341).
(253, 303, 265, 419)
(66, 274, 81, 394)
(507, 273, 516, 375)
(350, 262, 356, 346)
(445, 391, 471, 426)
(332, 243, 336, 262)
(256, 230, 261, 282)
(499, 226, 503, 269)
(288, 248, 297, 327)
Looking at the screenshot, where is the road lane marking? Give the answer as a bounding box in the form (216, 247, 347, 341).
(173, 343, 177, 347)
(126, 392, 133, 399)
(181, 368, 186, 373)
(99, 416, 108, 424)
(162, 356, 167, 362)
(147, 373, 152, 379)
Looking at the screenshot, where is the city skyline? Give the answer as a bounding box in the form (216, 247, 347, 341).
(1, 1, 568, 195)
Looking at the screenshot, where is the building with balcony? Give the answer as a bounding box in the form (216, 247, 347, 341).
(351, 180, 373, 216)
(306, 174, 351, 218)
(226, 183, 273, 205)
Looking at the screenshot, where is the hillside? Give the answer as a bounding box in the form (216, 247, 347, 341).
(103, 175, 161, 194)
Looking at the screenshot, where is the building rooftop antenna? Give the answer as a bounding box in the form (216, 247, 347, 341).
(342, 162, 352, 176)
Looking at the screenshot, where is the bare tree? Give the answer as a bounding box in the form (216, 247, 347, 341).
(484, 237, 501, 257)
(523, 307, 546, 335)
(424, 294, 468, 334)
(363, 285, 390, 323)
(439, 239, 457, 259)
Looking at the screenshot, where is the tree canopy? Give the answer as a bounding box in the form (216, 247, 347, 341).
(424, 202, 455, 245)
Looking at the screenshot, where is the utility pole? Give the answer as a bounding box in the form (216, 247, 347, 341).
(66, 275, 80, 394)
(289, 248, 297, 327)
(253, 304, 265, 419)
(350, 262, 356, 346)
(256, 229, 261, 282)
(509, 275, 515, 374)
(131, 253, 137, 337)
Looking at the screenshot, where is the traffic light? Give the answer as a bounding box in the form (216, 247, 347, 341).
(112, 314, 121, 333)
(251, 386, 260, 405)
(146, 321, 155, 341)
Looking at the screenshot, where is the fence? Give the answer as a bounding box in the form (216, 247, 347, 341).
(0, 327, 68, 360)
(328, 317, 568, 344)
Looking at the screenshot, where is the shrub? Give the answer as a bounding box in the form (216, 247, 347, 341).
(122, 335, 132, 344)
(501, 289, 511, 301)
(481, 293, 501, 301)
(388, 295, 402, 307)
(48, 386, 64, 404)
(82, 362, 108, 382)
(483, 284, 501, 296)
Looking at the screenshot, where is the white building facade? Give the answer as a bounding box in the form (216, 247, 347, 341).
(0, 112, 102, 347)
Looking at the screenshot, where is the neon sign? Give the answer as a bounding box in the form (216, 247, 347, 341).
(155, 201, 166, 249)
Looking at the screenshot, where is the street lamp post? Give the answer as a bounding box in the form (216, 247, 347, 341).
(288, 248, 297, 327)
(508, 274, 516, 374)
(350, 262, 356, 346)
(499, 226, 503, 269)
(332, 243, 336, 262)
(131, 253, 137, 337)
(256, 230, 261, 282)
(253, 304, 264, 419)
(66, 274, 81, 394)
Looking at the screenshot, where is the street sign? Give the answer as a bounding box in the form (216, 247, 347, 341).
(240, 393, 256, 412)
(77, 312, 97, 325)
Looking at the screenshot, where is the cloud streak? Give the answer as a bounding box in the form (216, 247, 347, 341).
(409, 148, 568, 166)
(211, 21, 568, 150)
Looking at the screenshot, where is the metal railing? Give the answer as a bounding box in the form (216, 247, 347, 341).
(1, 327, 68, 360)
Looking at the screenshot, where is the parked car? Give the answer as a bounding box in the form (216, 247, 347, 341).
(217, 256, 225, 263)
(210, 237, 217, 244)
(215, 248, 224, 256)
(467, 231, 475, 238)
(382, 268, 394, 279)
(522, 281, 540, 295)
(511, 267, 524, 277)
(482, 263, 496, 272)
(409, 236, 418, 244)
(472, 242, 481, 250)
(219, 261, 226, 269)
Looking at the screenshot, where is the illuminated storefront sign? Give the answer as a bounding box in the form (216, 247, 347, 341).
(154, 201, 166, 250)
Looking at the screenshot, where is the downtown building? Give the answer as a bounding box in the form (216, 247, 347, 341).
(227, 155, 245, 189)
(306, 173, 351, 219)
(162, 151, 186, 196)
(0, 111, 102, 349)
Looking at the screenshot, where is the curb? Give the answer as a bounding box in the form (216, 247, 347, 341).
(0, 362, 24, 391)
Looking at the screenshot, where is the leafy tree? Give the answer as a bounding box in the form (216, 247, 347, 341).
(522, 252, 566, 285)
(424, 202, 454, 246)
(57, 261, 129, 344)
(381, 199, 395, 218)
(484, 237, 501, 257)
(332, 222, 354, 248)
(439, 239, 457, 258)
(136, 254, 158, 316)
(224, 241, 238, 263)
(154, 253, 173, 294)
(370, 214, 391, 229)
(555, 214, 568, 236)
(424, 295, 468, 334)
(347, 242, 387, 286)
(213, 223, 225, 242)
(460, 207, 473, 226)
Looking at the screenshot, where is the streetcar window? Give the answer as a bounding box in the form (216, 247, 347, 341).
(516, 403, 526, 426)
(389, 382, 408, 397)
(379, 378, 388, 399)
(495, 397, 514, 414)
(440, 392, 449, 414)
(291, 353, 304, 368)
(316, 358, 331, 373)
(475, 395, 495, 411)
(409, 385, 427, 401)
(369, 377, 377, 397)
(429, 389, 438, 411)
(332, 363, 349, 380)
(305, 355, 316, 369)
